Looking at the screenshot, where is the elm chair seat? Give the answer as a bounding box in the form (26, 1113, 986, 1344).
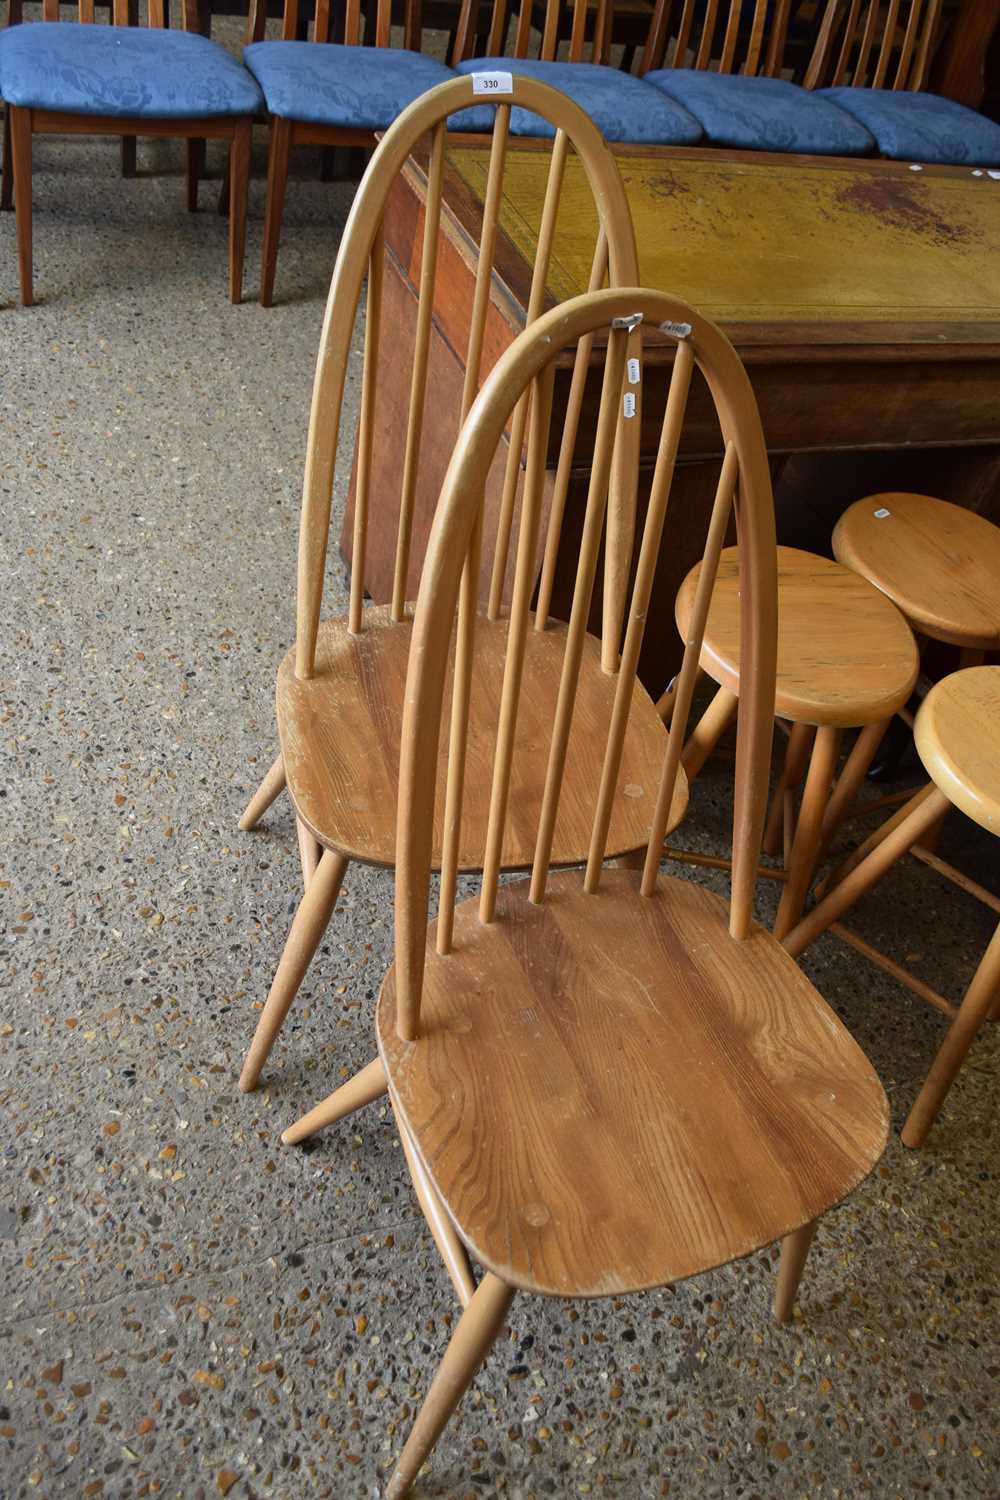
(643, 70, 874, 156)
(817, 88, 1000, 167)
(453, 58, 703, 144)
(0, 24, 263, 118)
(244, 40, 456, 130)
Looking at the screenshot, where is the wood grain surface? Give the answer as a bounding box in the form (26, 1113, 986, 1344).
(833, 492, 1000, 649)
(378, 869, 889, 1297)
(676, 545, 919, 727)
(915, 665, 1000, 833)
(277, 608, 686, 868)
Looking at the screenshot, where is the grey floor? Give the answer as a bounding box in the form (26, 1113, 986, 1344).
(1, 117, 998, 1500)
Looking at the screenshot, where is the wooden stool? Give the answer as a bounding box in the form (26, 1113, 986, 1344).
(675, 546, 918, 939)
(783, 667, 1000, 1147)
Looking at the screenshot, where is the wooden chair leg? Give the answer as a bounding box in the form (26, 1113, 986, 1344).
(1, 110, 13, 212)
(762, 721, 814, 858)
(121, 136, 137, 178)
(296, 818, 321, 889)
(773, 726, 842, 940)
(385, 1273, 515, 1500)
(815, 718, 890, 865)
(281, 1055, 388, 1145)
(260, 115, 293, 308)
(10, 107, 33, 307)
(239, 848, 349, 1091)
(902, 916, 1000, 1148)
(781, 785, 951, 960)
(399, 1117, 477, 1308)
(239, 752, 287, 831)
(680, 685, 738, 782)
(228, 118, 251, 305)
(773, 1218, 817, 1323)
(186, 138, 205, 213)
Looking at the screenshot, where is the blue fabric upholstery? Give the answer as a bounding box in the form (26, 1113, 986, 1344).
(244, 41, 455, 130)
(452, 58, 703, 145)
(818, 88, 1000, 167)
(644, 69, 874, 156)
(0, 24, 263, 118)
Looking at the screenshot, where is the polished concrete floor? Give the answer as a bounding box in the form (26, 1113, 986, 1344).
(0, 114, 997, 1500)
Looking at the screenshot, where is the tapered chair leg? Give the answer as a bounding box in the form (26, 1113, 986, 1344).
(228, 118, 251, 305)
(10, 107, 33, 307)
(773, 1218, 817, 1323)
(399, 1118, 477, 1308)
(1, 111, 13, 212)
(281, 1054, 388, 1144)
(121, 136, 137, 178)
(239, 752, 287, 831)
(385, 1273, 515, 1500)
(681, 685, 738, 782)
(762, 721, 814, 857)
(260, 115, 293, 308)
(813, 781, 938, 901)
(815, 718, 890, 865)
(902, 916, 1000, 1148)
(186, 138, 205, 213)
(296, 818, 321, 888)
(239, 848, 349, 1091)
(773, 726, 842, 940)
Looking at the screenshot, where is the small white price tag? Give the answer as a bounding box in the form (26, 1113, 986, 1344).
(623, 392, 636, 419)
(874, 507, 891, 518)
(472, 71, 514, 95)
(627, 357, 641, 385)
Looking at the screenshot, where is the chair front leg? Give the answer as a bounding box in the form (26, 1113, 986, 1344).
(385, 1272, 515, 1499)
(228, 118, 252, 305)
(239, 751, 287, 831)
(773, 1218, 817, 1324)
(902, 916, 1000, 1148)
(260, 115, 293, 308)
(9, 106, 33, 306)
(282, 1055, 388, 1145)
(1, 110, 13, 212)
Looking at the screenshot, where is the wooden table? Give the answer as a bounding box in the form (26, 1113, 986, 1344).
(343, 140, 1000, 688)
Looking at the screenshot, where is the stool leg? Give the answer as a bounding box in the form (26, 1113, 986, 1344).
(773, 727, 841, 941)
(815, 718, 891, 866)
(814, 781, 937, 901)
(902, 916, 1000, 1148)
(773, 1218, 817, 1324)
(762, 723, 814, 858)
(680, 685, 738, 782)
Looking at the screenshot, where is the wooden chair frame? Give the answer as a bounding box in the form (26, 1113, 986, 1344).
(4, 0, 252, 305)
(804, 0, 944, 91)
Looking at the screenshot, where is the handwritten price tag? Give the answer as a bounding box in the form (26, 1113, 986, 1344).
(472, 71, 514, 95)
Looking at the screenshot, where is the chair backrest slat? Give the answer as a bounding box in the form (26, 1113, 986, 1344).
(80, 0, 96, 20)
(392, 288, 778, 1042)
(344, 0, 361, 45)
(374, 0, 392, 48)
(281, 0, 300, 40)
(806, 0, 943, 91)
(42, 0, 59, 17)
(348, 224, 385, 635)
(314, 0, 331, 43)
(649, 0, 796, 76)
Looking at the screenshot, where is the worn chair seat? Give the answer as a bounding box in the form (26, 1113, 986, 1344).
(244, 39, 455, 129)
(817, 88, 1000, 167)
(378, 869, 888, 1297)
(277, 608, 686, 868)
(0, 23, 263, 117)
(452, 58, 703, 144)
(643, 69, 874, 156)
(677, 545, 918, 727)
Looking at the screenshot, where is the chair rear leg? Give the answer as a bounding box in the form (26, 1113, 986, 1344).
(773, 1219, 817, 1323)
(186, 138, 205, 213)
(296, 817, 321, 888)
(902, 916, 1000, 1148)
(1, 111, 13, 212)
(239, 752, 287, 831)
(228, 119, 251, 305)
(282, 1055, 388, 1145)
(10, 107, 33, 306)
(239, 848, 349, 1091)
(386, 1273, 515, 1499)
(260, 115, 293, 308)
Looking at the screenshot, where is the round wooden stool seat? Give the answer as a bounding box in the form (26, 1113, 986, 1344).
(676, 546, 918, 727)
(833, 493, 1000, 651)
(915, 666, 1000, 833)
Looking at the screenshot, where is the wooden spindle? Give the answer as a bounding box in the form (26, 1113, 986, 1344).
(344, 0, 361, 46)
(912, 0, 943, 91)
(743, 0, 771, 76)
(540, 0, 561, 59)
(479, 367, 556, 925)
(763, 0, 792, 76)
(584, 336, 695, 894)
(872, 0, 902, 87)
(694, 0, 720, 69)
(349, 221, 385, 634)
(854, 0, 880, 85)
(530, 325, 629, 904)
(720, 0, 742, 72)
(282, 0, 300, 40)
(392, 124, 446, 621)
(641, 442, 738, 896)
(374, 0, 392, 48)
(831, 0, 863, 85)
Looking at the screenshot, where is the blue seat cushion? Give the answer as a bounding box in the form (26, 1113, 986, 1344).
(0, 24, 263, 118)
(818, 88, 1000, 167)
(452, 58, 703, 145)
(644, 69, 875, 156)
(244, 40, 456, 130)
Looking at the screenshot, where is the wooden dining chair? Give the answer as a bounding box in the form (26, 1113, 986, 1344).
(637, 0, 877, 155)
(671, 544, 918, 939)
(782, 666, 1000, 1148)
(0, 0, 260, 305)
(807, 0, 1000, 164)
(370, 285, 888, 1496)
(236, 78, 686, 1167)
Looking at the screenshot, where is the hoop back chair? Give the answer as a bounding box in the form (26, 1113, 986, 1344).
(373, 286, 889, 1497)
(238, 81, 683, 1183)
(0, 0, 260, 304)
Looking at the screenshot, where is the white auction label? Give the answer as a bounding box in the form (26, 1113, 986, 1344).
(623, 392, 636, 419)
(472, 71, 514, 95)
(627, 357, 641, 384)
(874, 507, 891, 518)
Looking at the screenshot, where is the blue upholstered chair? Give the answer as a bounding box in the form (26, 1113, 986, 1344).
(449, 0, 702, 146)
(244, 0, 457, 306)
(0, 0, 262, 305)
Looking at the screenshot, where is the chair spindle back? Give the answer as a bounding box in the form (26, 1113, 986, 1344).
(643, 0, 796, 78)
(453, 0, 619, 66)
(804, 0, 943, 91)
(17, 0, 196, 24)
(394, 287, 779, 1042)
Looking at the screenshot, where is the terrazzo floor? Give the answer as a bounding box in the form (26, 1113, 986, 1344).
(1, 106, 998, 1500)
